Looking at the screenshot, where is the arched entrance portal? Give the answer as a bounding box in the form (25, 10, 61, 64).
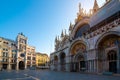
(75, 55, 85, 72)
(60, 52, 66, 71)
(70, 41, 87, 72)
(19, 61, 25, 70)
(96, 33, 120, 73)
(108, 50, 117, 73)
(54, 55, 58, 71)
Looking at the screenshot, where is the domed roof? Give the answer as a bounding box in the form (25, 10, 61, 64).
(90, 0, 120, 27)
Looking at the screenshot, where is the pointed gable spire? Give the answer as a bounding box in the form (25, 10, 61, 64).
(65, 29, 67, 36)
(61, 30, 64, 38)
(93, 0, 99, 13)
(55, 36, 57, 43)
(69, 22, 72, 31)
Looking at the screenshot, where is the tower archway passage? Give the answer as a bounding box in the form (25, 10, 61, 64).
(19, 61, 25, 70)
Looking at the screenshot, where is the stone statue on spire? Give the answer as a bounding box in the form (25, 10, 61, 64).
(61, 30, 64, 38)
(55, 36, 58, 44)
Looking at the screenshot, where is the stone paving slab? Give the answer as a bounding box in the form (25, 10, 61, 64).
(0, 70, 120, 80)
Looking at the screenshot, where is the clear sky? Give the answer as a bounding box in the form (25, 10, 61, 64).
(0, 0, 105, 56)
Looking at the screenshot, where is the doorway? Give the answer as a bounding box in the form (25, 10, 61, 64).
(19, 61, 25, 70)
(3, 64, 7, 70)
(108, 50, 117, 73)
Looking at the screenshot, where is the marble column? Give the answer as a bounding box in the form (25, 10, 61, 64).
(116, 33, 120, 73)
(7, 63, 11, 70)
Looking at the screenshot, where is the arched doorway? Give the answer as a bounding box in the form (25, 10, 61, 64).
(107, 50, 117, 73)
(70, 41, 86, 72)
(75, 55, 85, 72)
(19, 61, 25, 70)
(54, 55, 58, 71)
(60, 52, 66, 71)
(96, 33, 120, 73)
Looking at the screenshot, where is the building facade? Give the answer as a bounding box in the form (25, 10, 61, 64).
(0, 37, 17, 70)
(0, 33, 36, 70)
(50, 0, 120, 74)
(36, 52, 49, 69)
(26, 45, 36, 69)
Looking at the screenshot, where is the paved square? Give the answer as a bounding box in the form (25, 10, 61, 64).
(0, 70, 120, 80)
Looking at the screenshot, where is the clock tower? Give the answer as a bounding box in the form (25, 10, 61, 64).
(16, 33, 27, 70)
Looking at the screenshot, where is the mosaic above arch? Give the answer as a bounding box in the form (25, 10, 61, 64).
(71, 42, 86, 55)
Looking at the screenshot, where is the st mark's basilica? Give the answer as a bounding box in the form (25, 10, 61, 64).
(50, 0, 120, 74)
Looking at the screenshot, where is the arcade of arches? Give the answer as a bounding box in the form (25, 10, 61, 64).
(52, 33, 120, 74)
(53, 52, 66, 71)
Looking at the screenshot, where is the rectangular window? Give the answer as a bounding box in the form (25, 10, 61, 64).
(27, 57, 31, 60)
(32, 57, 35, 60)
(3, 52, 8, 57)
(2, 59, 7, 62)
(3, 52, 5, 57)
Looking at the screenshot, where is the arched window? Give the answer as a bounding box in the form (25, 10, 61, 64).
(74, 24, 90, 39)
(108, 50, 117, 61)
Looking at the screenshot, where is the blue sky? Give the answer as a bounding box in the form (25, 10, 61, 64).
(0, 0, 105, 55)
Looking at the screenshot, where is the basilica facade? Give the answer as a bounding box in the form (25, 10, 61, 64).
(50, 0, 120, 74)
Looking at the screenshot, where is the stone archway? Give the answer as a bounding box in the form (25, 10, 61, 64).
(60, 52, 66, 71)
(19, 61, 25, 70)
(74, 54, 85, 72)
(54, 55, 58, 71)
(71, 18, 89, 39)
(69, 41, 87, 72)
(96, 32, 120, 73)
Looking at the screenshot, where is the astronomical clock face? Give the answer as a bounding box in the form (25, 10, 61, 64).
(71, 43, 86, 55)
(20, 53, 25, 57)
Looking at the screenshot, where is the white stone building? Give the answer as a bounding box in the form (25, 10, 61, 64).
(50, 0, 120, 74)
(26, 45, 36, 69)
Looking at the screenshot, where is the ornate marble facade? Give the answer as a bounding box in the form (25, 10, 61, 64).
(50, 0, 120, 74)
